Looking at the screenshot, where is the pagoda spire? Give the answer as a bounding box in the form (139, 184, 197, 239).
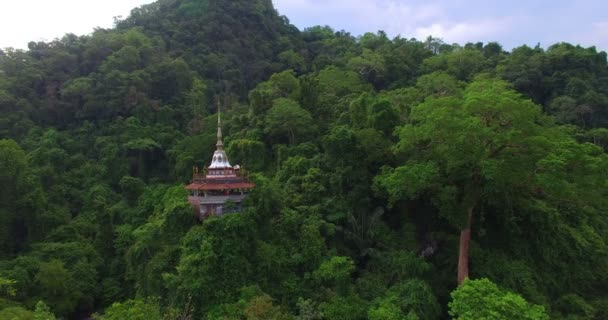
(208, 99, 231, 169)
(216, 100, 224, 150)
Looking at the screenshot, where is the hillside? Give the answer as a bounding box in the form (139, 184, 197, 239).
(0, 0, 607, 319)
(116, 0, 302, 97)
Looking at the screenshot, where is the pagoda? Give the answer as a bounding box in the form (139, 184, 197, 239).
(186, 108, 255, 219)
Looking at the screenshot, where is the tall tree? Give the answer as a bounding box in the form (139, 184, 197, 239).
(375, 77, 578, 284)
(265, 98, 315, 145)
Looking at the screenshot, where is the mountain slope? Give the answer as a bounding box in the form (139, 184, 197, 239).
(117, 0, 303, 96)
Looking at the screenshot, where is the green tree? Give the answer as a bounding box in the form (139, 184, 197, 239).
(368, 100, 399, 135)
(0, 140, 44, 256)
(423, 48, 489, 81)
(348, 49, 387, 89)
(207, 287, 294, 320)
(376, 77, 559, 283)
(33, 301, 56, 320)
(0, 307, 33, 320)
(449, 278, 548, 320)
(314, 256, 355, 293)
(279, 50, 307, 73)
(415, 72, 463, 98)
(319, 294, 368, 320)
(368, 280, 439, 320)
(166, 214, 257, 316)
(0, 278, 16, 298)
(295, 299, 323, 320)
(497, 45, 547, 104)
(227, 139, 266, 172)
(186, 77, 209, 118)
(265, 98, 315, 145)
(243, 294, 294, 320)
(368, 299, 412, 320)
(94, 298, 162, 320)
(119, 176, 146, 204)
(34, 259, 79, 316)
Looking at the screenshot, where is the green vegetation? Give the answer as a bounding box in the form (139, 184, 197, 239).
(1, 0, 607, 319)
(449, 279, 549, 320)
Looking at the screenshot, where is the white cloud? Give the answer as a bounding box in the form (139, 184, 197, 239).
(413, 18, 514, 44)
(585, 21, 608, 50)
(0, 0, 154, 49)
(273, 0, 513, 44)
(275, 0, 441, 33)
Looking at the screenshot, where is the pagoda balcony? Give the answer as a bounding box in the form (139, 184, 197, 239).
(191, 174, 249, 184)
(196, 194, 248, 205)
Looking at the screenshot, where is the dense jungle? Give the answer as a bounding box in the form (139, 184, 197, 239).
(1, 0, 607, 319)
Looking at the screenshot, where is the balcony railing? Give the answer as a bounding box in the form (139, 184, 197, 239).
(197, 194, 248, 204)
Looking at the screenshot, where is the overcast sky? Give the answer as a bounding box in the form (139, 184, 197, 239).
(1, 0, 606, 51)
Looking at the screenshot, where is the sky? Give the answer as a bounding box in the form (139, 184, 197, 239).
(0, 0, 606, 51)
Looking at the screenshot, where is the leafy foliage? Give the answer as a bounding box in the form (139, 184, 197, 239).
(0, 1, 607, 319)
(449, 278, 549, 320)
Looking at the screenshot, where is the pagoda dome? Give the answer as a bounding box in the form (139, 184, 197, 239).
(209, 149, 232, 168)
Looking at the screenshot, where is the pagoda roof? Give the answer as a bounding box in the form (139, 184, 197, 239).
(185, 182, 255, 191)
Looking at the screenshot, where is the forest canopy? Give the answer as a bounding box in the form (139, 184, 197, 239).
(1, 0, 607, 319)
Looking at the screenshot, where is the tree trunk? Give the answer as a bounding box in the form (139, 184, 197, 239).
(457, 206, 474, 285)
(288, 129, 295, 146)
